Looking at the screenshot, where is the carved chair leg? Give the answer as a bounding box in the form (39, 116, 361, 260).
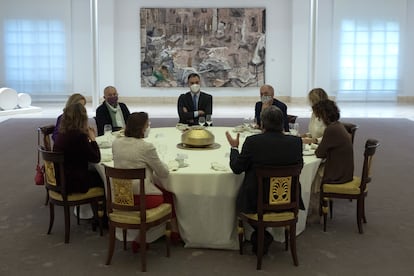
(284, 227, 289, 251)
(64, 205, 71, 243)
(47, 203, 55, 234)
(256, 226, 264, 270)
(290, 224, 299, 266)
(237, 219, 244, 255)
(165, 219, 171, 257)
(105, 225, 116, 265)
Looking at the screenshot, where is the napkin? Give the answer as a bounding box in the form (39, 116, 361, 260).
(167, 160, 180, 171)
(211, 162, 228, 171)
(96, 135, 113, 148)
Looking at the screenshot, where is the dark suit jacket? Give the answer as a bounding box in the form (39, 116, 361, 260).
(177, 91, 212, 125)
(95, 102, 130, 136)
(255, 99, 289, 132)
(229, 131, 303, 213)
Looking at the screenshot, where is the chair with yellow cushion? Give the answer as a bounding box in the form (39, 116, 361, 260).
(238, 163, 303, 270)
(103, 165, 172, 272)
(37, 125, 55, 205)
(320, 139, 380, 233)
(39, 147, 105, 243)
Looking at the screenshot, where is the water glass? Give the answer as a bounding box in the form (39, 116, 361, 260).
(206, 114, 212, 126)
(199, 116, 206, 127)
(289, 123, 300, 136)
(104, 124, 112, 135)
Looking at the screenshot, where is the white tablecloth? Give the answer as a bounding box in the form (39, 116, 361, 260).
(96, 127, 321, 249)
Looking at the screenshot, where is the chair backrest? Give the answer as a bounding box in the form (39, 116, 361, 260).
(255, 163, 303, 220)
(287, 114, 298, 124)
(38, 147, 67, 196)
(360, 139, 380, 192)
(104, 166, 147, 222)
(38, 125, 55, 151)
(342, 122, 359, 144)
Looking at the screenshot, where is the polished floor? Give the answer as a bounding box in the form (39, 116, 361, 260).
(1, 101, 414, 122)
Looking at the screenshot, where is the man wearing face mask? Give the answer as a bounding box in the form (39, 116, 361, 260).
(254, 84, 289, 132)
(95, 86, 131, 136)
(177, 73, 213, 126)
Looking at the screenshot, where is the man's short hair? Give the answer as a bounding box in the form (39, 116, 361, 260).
(187, 73, 200, 82)
(260, 105, 284, 132)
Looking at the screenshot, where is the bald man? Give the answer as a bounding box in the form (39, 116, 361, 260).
(254, 84, 289, 132)
(95, 86, 131, 136)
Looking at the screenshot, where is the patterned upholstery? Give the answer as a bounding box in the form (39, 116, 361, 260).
(39, 148, 105, 243)
(320, 139, 379, 233)
(104, 165, 172, 272)
(238, 164, 303, 270)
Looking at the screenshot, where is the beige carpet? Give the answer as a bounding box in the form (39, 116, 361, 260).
(0, 117, 413, 275)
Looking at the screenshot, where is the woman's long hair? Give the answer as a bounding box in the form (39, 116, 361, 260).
(308, 88, 328, 106)
(64, 93, 86, 109)
(313, 99, 340, 125)
(124, 112, 149, 139)
(59, 103, 89, 134)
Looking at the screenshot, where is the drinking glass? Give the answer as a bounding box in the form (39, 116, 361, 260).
(289, 123, 300, 136)
(243, 117, 253, 129)
(198, 116, 206, 127)
(206, 114, 212, 126)
(104, 124, 112, 136)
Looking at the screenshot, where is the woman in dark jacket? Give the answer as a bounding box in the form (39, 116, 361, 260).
(54, 103, 103, 194)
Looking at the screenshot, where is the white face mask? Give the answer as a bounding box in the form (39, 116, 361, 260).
(261, 95, 273, 103)
(190, 84, 200, 93)
(144, 126, 151, 138)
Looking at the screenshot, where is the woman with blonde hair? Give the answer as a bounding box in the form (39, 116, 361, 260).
(302, 88, 329, 144)
(52, 93, 87, 141)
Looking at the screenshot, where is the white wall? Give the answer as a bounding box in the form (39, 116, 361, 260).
(1, 0, 414, 104)
(103, 0, 299, 101)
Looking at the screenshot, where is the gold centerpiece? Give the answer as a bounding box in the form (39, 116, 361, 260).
(181, 126, 215, 147)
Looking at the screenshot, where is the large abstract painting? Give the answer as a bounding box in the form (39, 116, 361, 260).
(140, 8, 266, 88)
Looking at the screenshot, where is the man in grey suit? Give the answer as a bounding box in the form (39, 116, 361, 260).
(225, 105, 303, 254)
(177, 73, 212, 126)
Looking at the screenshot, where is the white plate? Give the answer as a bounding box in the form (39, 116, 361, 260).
(249, 128, 262, 134)
(303, 150, 315, 156)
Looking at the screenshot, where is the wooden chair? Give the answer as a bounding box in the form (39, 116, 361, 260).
(37, 125, 55, 205)
(238, 163, 303, 270)
(287, 114, 298, 124)
(328, 122, 359, 212)
(39, 147, 105, 243)
(104, 165, 172, 272)
(342, 122, 359, 144)
(320, 139, 380, 233)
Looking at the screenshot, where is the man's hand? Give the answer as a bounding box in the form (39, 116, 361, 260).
(198, 110, 205, 116)
(225, 131, 240, 148)
(183, 107, 188, 112)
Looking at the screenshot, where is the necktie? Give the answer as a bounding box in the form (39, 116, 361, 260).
(193, 94, 197, 111)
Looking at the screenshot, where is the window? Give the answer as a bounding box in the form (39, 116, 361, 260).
(337, 20, 399, 101)
(4, 20, 67, 95)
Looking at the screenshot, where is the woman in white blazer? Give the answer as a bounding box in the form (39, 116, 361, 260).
(112, 112, 180, 252)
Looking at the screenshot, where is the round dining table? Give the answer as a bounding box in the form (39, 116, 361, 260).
(96, 126, 321, 250)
